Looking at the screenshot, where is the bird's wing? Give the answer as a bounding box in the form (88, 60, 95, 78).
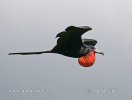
(55, 26, 92, 47)
(52, 26, 92, 56)
(82, 39, 97, 46)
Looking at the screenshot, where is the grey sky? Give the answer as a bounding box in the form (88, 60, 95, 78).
(0, 0, 132, 100)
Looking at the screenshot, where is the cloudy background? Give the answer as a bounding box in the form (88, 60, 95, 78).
(0, 0, 132, 100)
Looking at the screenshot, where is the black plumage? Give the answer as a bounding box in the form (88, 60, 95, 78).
(9, 26, 100, 58)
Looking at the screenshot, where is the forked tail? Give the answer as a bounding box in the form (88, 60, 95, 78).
(8, 50, 52, 55)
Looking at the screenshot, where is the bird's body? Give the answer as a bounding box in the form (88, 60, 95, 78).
(9, 26, 104, 67)
(52, 40, 96, 58)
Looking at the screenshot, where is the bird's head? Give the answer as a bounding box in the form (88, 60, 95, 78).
(80, 45, 104, 56)
(90, 46, 104, 56)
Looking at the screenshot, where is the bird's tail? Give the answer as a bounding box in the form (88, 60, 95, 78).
(8, 50, 52, 55)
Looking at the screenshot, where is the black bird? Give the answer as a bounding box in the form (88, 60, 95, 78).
(9, 26, 104, 57)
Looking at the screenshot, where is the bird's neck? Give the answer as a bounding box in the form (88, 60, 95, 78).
(80, 45, 92, 56)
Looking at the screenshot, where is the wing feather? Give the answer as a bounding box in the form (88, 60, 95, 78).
(52, 26, 92, 56)
(82, 39, 97, 46)
(55, 26, 91, 46)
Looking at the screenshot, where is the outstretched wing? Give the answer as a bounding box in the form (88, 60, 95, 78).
(82, 39, 97, 46)
(52, 26, 92, 57)
(55, 26, 92, 46)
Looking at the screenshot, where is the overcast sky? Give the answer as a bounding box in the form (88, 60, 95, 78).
(0, 0, 132, 100)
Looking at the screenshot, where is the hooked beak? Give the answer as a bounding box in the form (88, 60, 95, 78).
(94, 49, 104, 56)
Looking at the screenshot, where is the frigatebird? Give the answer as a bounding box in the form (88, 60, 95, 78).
(9, 26, 104, 67)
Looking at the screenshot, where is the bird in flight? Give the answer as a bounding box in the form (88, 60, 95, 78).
(9, 26, 104, 67)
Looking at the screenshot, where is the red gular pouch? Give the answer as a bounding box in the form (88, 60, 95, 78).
(78, 50, 96, 67)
